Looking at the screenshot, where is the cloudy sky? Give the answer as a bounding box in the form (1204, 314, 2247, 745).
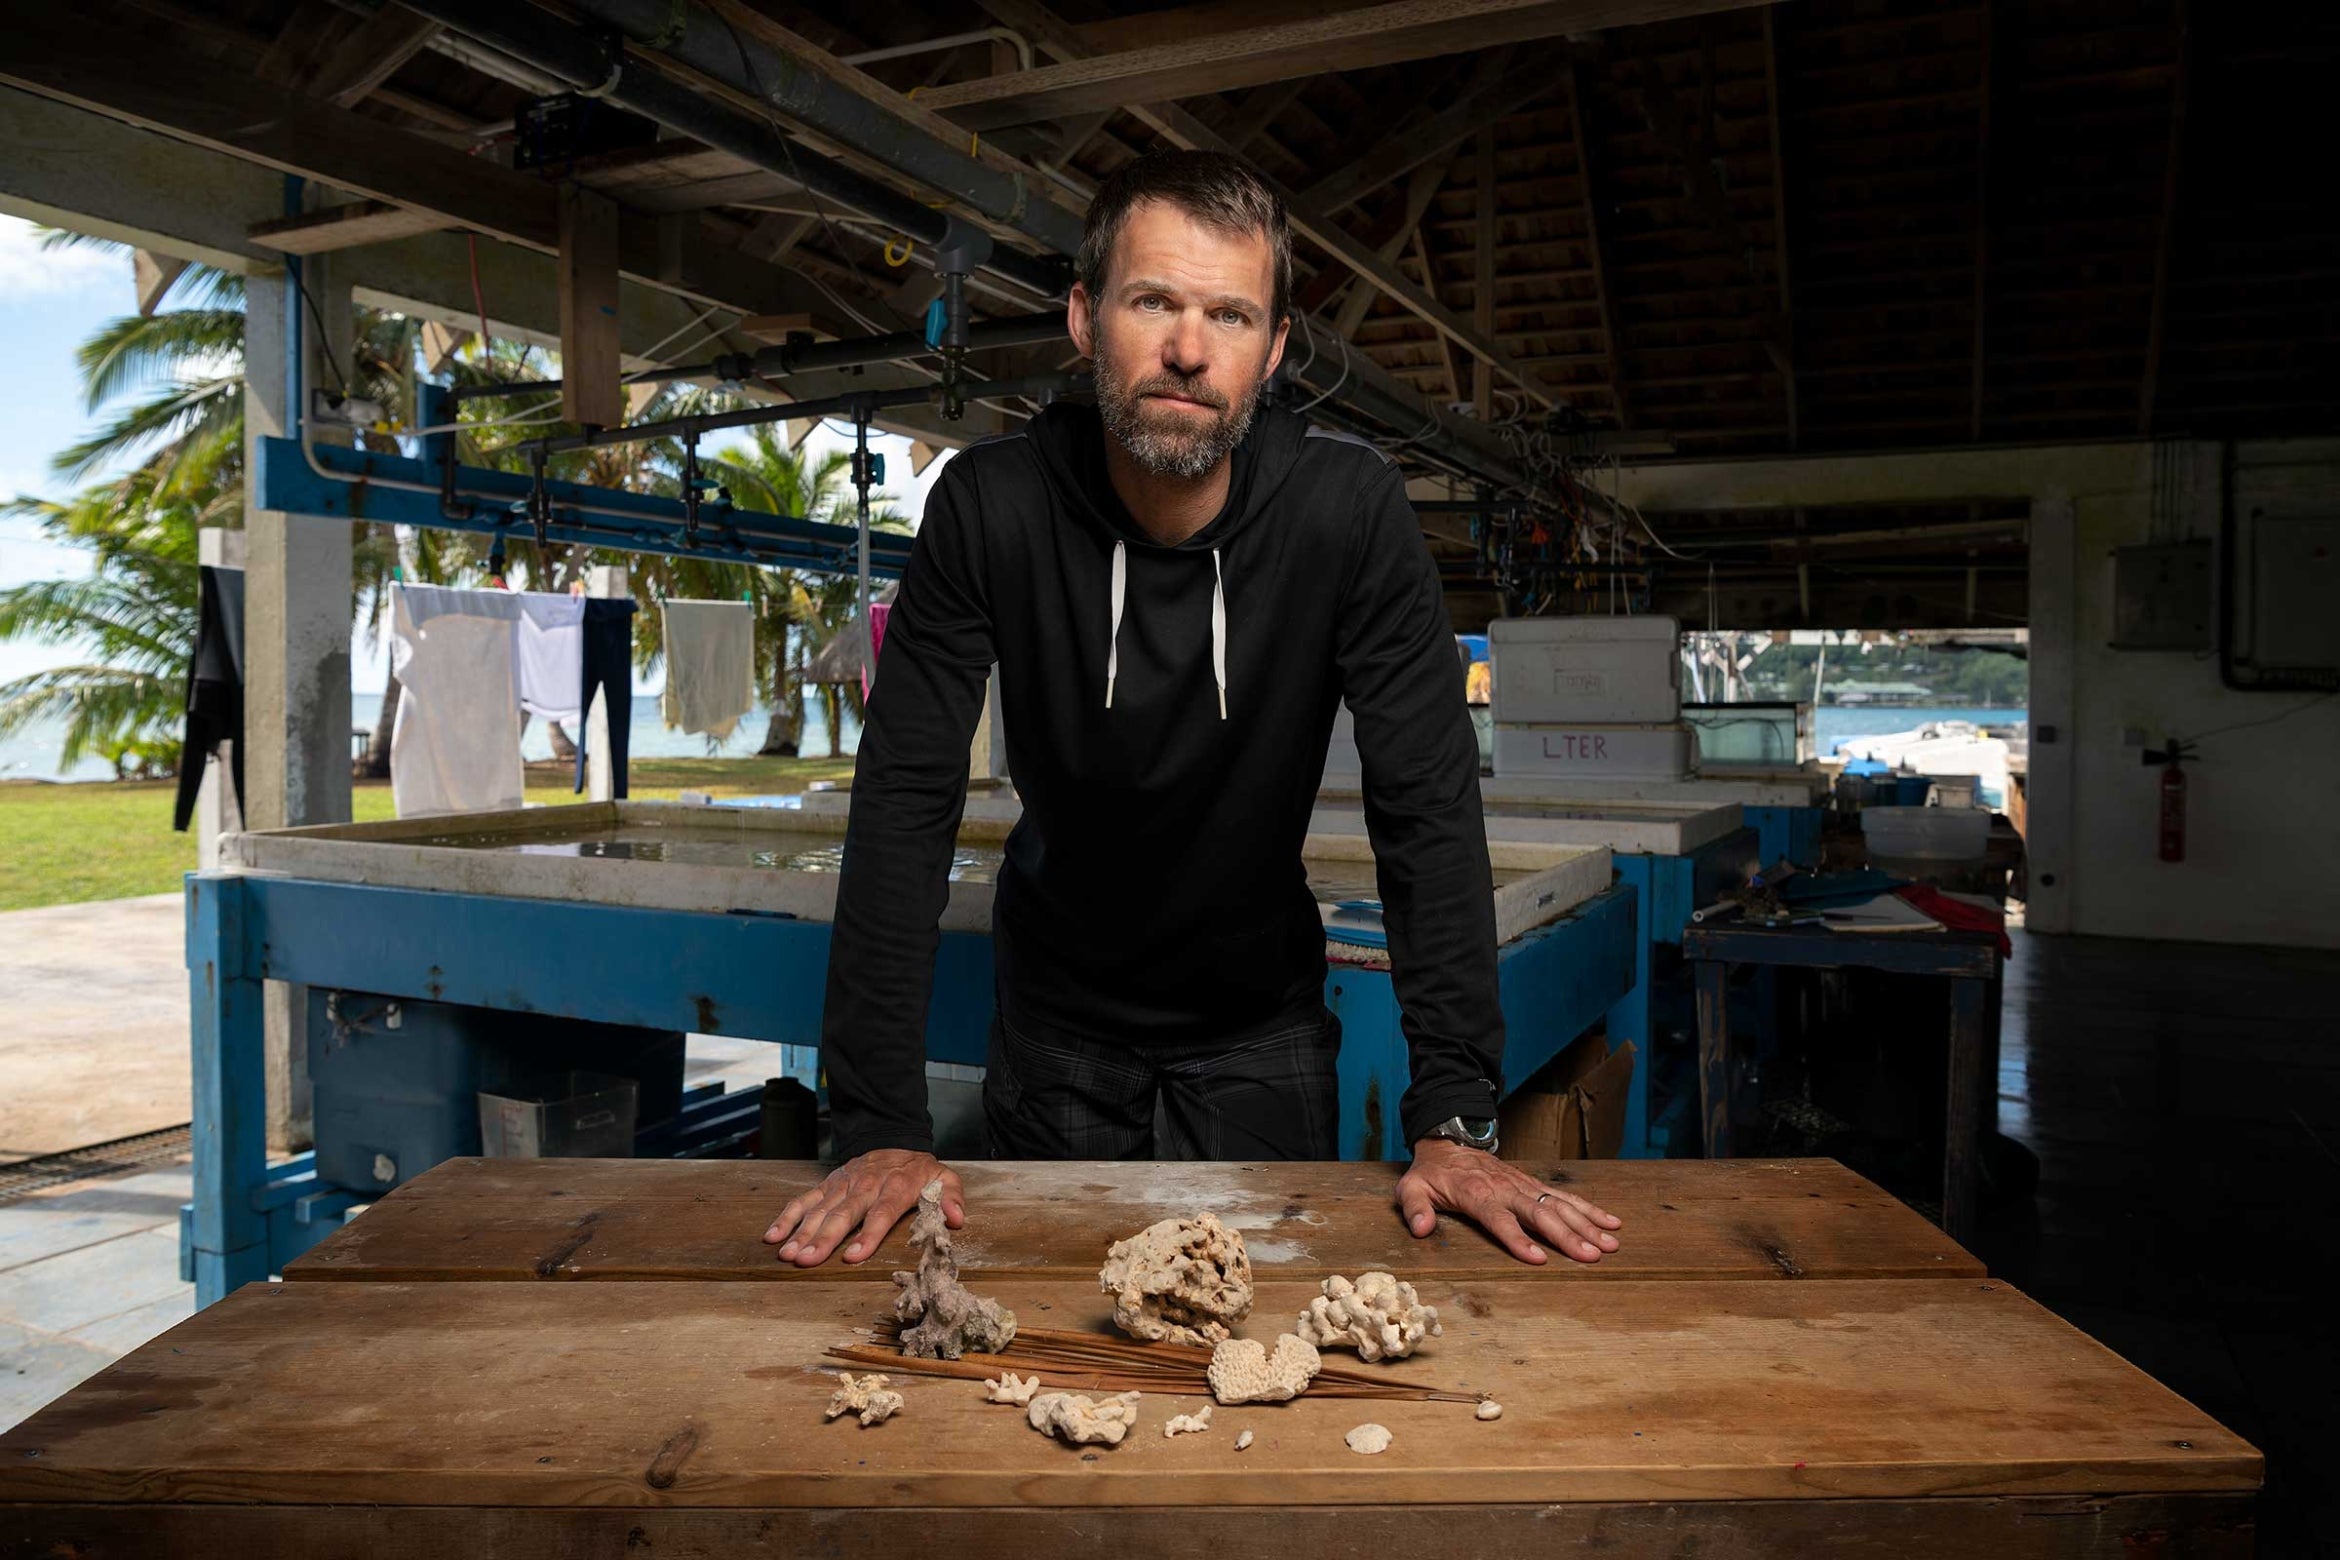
(0, 214, 954, 697)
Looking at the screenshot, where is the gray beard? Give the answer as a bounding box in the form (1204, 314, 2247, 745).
(1093, 337, 1263, 481)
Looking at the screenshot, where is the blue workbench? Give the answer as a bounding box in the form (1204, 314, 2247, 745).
(1600, 828, 1762, 1157)
(183, 871, 1636, 1307)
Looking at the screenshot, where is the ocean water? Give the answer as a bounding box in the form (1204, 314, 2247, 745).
(0, 700, 2022, 784)
(0, 694, 860, 784)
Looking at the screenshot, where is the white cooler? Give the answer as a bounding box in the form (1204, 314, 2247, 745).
(1489, 615, 1682, 724)
(1493, 721, 1698, 780)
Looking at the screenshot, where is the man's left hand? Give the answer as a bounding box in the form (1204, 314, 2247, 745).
(1396, 1138, 1623, 1265)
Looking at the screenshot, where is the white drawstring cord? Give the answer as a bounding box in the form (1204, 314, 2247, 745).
(1105, 540, 1126, 709)
(1210, 548, 1228, 720)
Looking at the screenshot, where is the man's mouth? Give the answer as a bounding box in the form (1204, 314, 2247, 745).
(1143, 390, 1216, 410)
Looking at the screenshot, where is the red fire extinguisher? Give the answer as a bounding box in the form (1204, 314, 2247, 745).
(2144, 738, 2194, 863)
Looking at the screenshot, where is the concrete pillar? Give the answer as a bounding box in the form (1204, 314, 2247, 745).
(2024, 492, 2077, 934)
(242, 241, 353, 1153)
(192, 527, 246, 869)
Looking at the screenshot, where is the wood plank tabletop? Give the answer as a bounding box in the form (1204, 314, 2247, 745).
(0, 1276, 2255, 1515)
(281, 1157, 1984, 1284)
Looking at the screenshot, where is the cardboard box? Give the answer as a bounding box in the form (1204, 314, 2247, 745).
(1498, 1033, 1637, 1161)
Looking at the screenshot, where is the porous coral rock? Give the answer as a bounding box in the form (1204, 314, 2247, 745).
(1294, 1271, 1442, 1363)
(893, 1179, 1017, 1359)
(1098, 1213, 1253, 1345)
(1206, 1333, 1321, 1405)
(1344, 1422, 1393, 1455)
(824, 1372, 903, 1427)
(1161, 1405, 1213, 1438)
(983, 1371, 1044, 1405)
(1027, 1390, 1143, 1446)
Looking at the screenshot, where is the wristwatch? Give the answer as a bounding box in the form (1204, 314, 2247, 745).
(1425, 1115, 1500, 1155)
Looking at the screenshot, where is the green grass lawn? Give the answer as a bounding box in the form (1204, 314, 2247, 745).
(0, 753, 861, 912)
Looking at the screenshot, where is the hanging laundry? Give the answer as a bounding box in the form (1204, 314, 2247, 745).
(389, 588, 524, 818)
(660, 599, 757, 741)
(393, 583, 585, 725)
(573, 597, 638, 797)
(172, 564, 246, 833)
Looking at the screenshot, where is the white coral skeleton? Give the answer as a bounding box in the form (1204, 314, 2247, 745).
(824, 1372, 903, 1427)
(983, 1371, 1044, 1405)
(1294, 1272, 1442, 1362)
(1206, 1333, 1322, 1405)
(1098, 1213, 1254, 1345)
(1027, 1389, 1143, 1446)
(1161, 1405, 1213, 1438)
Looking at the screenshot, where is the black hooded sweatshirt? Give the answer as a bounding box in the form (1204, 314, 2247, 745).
(821, 399, 1503, 1159)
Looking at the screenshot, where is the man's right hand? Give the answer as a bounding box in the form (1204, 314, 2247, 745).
(762, 1149, 964, 1268)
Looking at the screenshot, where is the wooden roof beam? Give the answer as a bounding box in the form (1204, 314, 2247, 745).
(1298, 51, 1559, 214)
(1761, 7, 1797, 449)
(926, 0, 1781, 133)
(2137, 0, 2190, 435)
(1566, 56, 1630, 427)
(973, 0, 1557, 410)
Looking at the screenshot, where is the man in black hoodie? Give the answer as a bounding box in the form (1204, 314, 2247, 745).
(764, 151, 1621, 1271)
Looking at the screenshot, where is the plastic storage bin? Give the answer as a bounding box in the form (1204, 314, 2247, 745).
(1862, 804, 1989, 861)
(479, 1071, 639, 1159)
(1491, 721, 1696, 780)
(1489, 616, 1681, 724)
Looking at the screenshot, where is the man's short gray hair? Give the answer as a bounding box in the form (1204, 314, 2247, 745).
(1076, 149, 1291, 325)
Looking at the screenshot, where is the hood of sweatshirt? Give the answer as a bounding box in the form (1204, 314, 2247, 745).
(1026, 398, 1313, 718)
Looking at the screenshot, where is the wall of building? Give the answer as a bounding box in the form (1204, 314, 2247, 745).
(1617, 438, 2340, 950)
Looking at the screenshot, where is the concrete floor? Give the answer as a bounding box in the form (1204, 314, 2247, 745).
(0, 1162, 194, 1432)
(0, 894, 189, 1162)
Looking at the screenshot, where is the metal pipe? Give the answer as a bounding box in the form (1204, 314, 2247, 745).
(844, 28, 1033, 74)
(528, 371, 1090, 457)
(400, 0, 1072, 301)
(452, 310, 1067, 401)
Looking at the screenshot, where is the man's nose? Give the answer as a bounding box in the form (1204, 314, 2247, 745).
(1163, 311, 1210, 377)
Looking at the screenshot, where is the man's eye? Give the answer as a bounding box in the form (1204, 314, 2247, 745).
(1220, 310, 1247, 326)
(1137, 296, 1164, 311)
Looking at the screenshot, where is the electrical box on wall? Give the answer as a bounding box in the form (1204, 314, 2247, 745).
(2109, 541, 2211, 651)
(2247, 514, 2340, 675)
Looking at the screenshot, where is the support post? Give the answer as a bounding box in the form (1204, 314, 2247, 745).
(188, 873, 268, 1307)
(242, 203, 350, 1154)
(558, 185, 624, 428)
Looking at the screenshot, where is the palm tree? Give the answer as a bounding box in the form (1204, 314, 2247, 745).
(0, 235, 446, 776)
(0, 448, 217, 769)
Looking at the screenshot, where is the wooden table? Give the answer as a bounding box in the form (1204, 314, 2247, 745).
(1685, 922, 2004, 1242)
(0, 1160, 2256, 1558)
(280, 1156, 1983, 1284)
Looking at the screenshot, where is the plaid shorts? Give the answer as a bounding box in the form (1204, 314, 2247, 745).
(982, 1006, 1342, 1161)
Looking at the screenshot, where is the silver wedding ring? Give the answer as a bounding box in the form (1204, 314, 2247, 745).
(1534, 1193, 1553, 1206)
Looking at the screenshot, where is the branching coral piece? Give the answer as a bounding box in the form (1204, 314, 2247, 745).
(893, 1179, 1018, 1359)
(1161, 1405, 1213, 1438)
(1027, 1390, 1143, 1446)
(1294, 1272, 1443, 1362)
(1098, 1213, 1254, 1345)
(1206, 1333, 1322, 1405)
(1344, 1422, 1393, 1455)
(983, 1371, 1044, 1405)
(824, 1372, 903, 1427)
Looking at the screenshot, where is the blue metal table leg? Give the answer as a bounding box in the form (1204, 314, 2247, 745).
(188, 873, 269, 1308)
(1604, 856, 1658, 1158)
